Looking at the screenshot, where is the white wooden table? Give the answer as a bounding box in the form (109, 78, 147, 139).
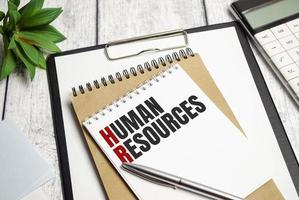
(0, 1, 298, 199)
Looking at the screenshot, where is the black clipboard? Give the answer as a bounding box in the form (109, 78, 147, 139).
(47, 22, 299, 200)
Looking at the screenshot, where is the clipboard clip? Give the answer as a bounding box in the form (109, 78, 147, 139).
(104, 29, 188, 60)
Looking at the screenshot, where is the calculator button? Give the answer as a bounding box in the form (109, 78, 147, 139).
(271, 52, 293, 68)
(280, 64, 299, 81)
(288, 47, 299, 62)
(287, 18, 299, 33)
(279, 35, 299, 50)
(255, 30, 276, 45)
(289, 77, 299, 94)
(263, 41, 284, 56)
(295, 32, 299, 40)
(271, 24, 292, 39)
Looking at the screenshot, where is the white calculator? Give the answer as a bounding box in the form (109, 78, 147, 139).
(231, 0, 299, 106)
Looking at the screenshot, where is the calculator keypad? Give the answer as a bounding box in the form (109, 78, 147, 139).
(287, 18, 299, 33)
(263, 41, 284, 56)
(279, 35, 299, 49)
(271, 24, 292, 39)
(255, 30, 276, 45)
(280, 64, 299, 81)
(255, 17, 299, 98)
(271, 52, 293, 68)
(288, 47, 299, 62)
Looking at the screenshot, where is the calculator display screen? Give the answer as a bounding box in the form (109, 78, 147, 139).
(244, 0, 299, 29)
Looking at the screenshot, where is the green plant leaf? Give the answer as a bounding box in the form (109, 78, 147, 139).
(3, 13, 9, 27)
(31, 25, 66, 43)
(7, 1, 21, 28)
(14, 43, 36, 80)
(15, 37, 39, 65)
(8, 1, 18, 12)
(0, 49, 17, 80)
(0, 11, 4, 21)
(8, 36, 17, 49)
(0, 32, 17, 80)
(20, 8, 62, 29)
(0, 0, 65, 81)
(9, 0, 20, 7)
(17, 31, 61, 53)
(19, 0, 44, 22)
(37, 51, 46, 69)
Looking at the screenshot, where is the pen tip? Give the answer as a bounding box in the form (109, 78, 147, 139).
(121, 162, 131, 170)
(121, 162, 147, 172)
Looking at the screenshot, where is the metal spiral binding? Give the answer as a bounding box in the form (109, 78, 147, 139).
(72, 48, 194, 97)
(85, 65, 179, 124)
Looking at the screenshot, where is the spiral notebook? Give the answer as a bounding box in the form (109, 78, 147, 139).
(47, 22, 299, 200)
(71, 50, 285, 200)
(82, 62, 282, 199)
(71, 51, 248, 199)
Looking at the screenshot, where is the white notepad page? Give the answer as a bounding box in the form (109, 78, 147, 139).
(54, 26, 298, 199)
(83, 64, 270, 199)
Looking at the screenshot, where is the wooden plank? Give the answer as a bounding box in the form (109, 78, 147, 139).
(0, 0, 7, 118)
(204, 0, 299, 159)
(98, 0, 206, 43)
(204, 0, 233, 24)
(3, 0, 97, 199)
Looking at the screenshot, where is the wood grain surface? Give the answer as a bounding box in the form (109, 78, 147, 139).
(0, 0, 298, 199)
(98, 0, 206, 43)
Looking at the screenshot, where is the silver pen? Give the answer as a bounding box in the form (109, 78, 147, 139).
(121, 163, 243, 200)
